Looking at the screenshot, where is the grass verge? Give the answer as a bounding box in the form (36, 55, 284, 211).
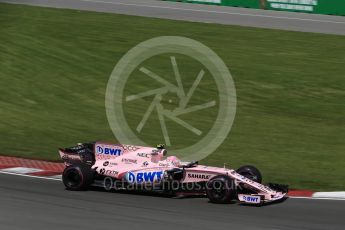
(0, 3, 344, 190)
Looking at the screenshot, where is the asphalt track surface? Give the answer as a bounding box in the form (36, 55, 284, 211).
(1, 173, 345, 230)
(1, 0, 345, 35)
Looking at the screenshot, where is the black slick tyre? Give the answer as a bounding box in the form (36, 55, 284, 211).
(236, 165, 262, 183)
(206, 175, 236, 204)
(62, 164, 94, 191)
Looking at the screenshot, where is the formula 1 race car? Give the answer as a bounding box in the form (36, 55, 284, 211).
(59, 142, 288, 205)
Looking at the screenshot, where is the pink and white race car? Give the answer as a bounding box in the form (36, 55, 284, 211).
(59, 141, 288, 205)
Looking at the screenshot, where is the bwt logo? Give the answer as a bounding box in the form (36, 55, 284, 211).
(243, 195, 260, 203)
(126, 171, 163, 183)
(96, 146, 122, 156)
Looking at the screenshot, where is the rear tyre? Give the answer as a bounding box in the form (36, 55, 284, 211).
(206, 175, 236, 204)
(236, 165, 262, 183)
(62, 164, 94, 191)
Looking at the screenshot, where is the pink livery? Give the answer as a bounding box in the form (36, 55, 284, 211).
(59, 141, 288, 205)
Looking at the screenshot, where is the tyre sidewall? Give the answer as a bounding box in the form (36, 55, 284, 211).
(236, 165, 262, 183)
(206, 175, 235, 204)
(62, 165, 93, 191)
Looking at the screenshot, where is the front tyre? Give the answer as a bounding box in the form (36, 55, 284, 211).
(236, 165, 262, 183)
(206, 175, 236, 204)
(62, 164, 94, 191)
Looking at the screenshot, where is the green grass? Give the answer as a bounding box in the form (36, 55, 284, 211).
(1, 3, 345, 190)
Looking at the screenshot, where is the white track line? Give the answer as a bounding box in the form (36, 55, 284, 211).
(77, 0, 345, 25)
(1, 167, 43, 174)
(0, 170, 62, 181)
(313, 192, 345, 200)
(288, 196, 345, 201)
(1, 170, 344, 201)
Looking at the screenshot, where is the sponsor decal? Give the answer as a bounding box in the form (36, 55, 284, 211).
(122, 145, 140, 151)
(121, 158, 137, 164)
(62, 154, 81, 161)
(110, 162, 118, 166)
(257, 184, 274, 193)
(258, 184, 266, 189)
(242, 195, 261, 204)
(158, 163, 170, 167)
(126, 171, 163, 183)
(239, 175, 253, 182)
(187, 173, 211, 180)
(137, 152, 150, 158)
(103, 161, 109, 166)
(105, 170, 118, 177)
(267, 0, 318, 12)
(96, 146, 122, 156)
(99, 168, 118, 177)
(142, 161, 149, 167)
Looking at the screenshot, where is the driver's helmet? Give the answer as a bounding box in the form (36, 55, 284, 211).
(166, 156, 181, 167)
(156, 144, 165, 149)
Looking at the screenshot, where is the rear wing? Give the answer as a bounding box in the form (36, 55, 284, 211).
(59, 142, 95, 166)
(59, 141, 167, 166)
